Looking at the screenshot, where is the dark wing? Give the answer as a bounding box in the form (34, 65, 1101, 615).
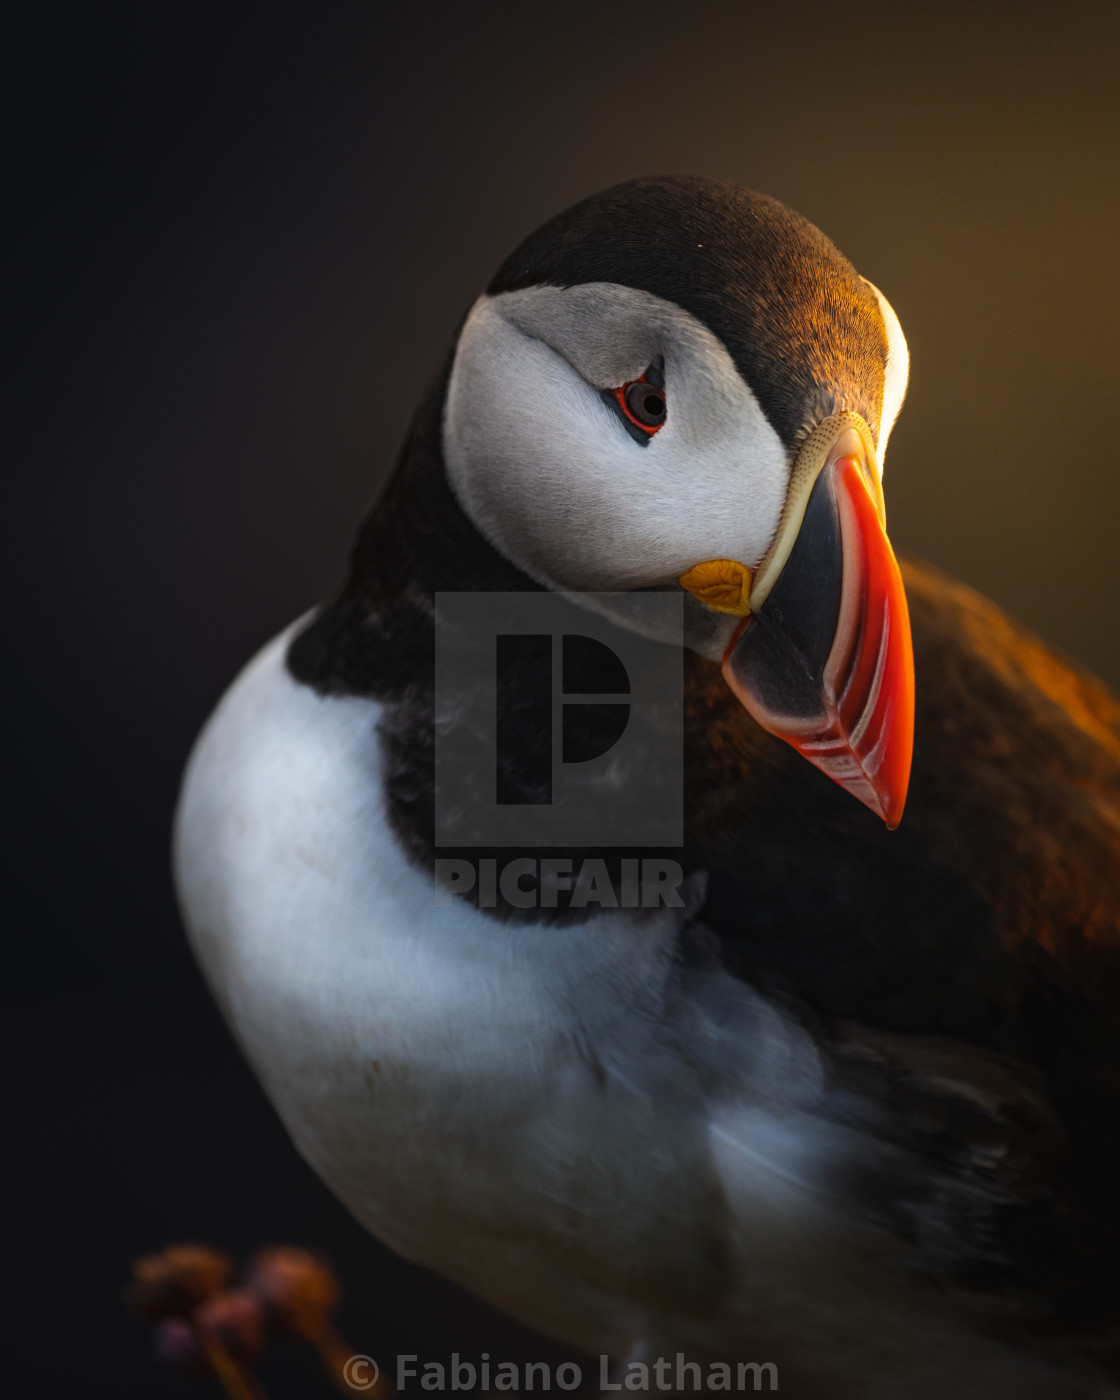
(822, 1024, 1073, 1297)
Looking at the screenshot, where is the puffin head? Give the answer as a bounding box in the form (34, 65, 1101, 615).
(442, 176, 913, 827)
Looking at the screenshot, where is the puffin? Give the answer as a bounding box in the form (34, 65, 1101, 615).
(174, 177, 1120, 1399)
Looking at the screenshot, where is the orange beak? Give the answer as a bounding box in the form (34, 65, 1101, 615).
(698, 413, 914, 827)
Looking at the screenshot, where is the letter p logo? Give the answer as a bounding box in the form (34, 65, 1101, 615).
(435, 593, 683, 846)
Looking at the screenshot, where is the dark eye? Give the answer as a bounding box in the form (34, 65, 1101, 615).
(604, 362, 667, 446)
(624, 381, 666, 427)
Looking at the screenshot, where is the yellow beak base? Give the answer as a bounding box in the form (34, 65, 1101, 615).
(678, 558, 753, 617)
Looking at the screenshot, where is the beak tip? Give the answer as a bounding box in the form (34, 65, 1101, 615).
(786, 720, 912, 830)
(876, 787, 907, 832)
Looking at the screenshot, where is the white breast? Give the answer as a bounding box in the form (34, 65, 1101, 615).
(172, 623, 736, 1355)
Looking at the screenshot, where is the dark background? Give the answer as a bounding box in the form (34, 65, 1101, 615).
(11, 2, 1120, 1394)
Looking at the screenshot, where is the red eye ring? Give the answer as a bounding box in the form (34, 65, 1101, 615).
(612, 372, 667, 435)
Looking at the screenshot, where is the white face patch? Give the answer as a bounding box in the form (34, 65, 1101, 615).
(442, 285, 790, 641)
(860, 278, 909, 465)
